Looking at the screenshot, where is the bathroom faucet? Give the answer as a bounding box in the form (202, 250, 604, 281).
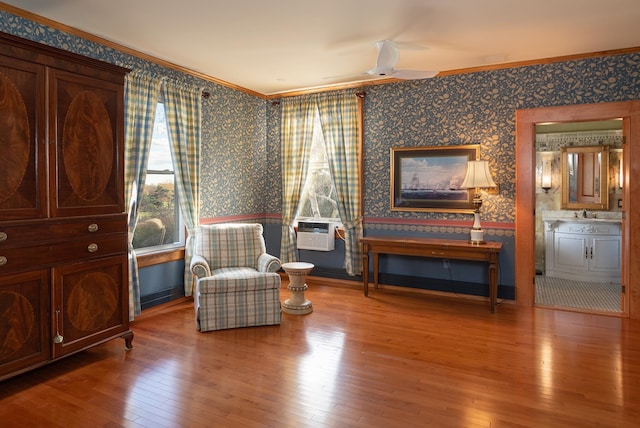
(582, 209, 588, 218)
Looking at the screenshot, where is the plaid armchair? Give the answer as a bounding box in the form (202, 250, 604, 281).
(190, 223, 282, 331)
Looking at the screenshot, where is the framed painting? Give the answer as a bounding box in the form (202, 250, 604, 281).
(390, 145, 479, 212)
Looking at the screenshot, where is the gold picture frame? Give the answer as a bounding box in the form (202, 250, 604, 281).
(390, 145, 479, 213)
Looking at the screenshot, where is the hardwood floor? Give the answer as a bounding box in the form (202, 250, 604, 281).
(1, 280, 639, 427)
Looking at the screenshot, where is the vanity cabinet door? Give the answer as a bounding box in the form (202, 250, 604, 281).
(590, 235, 622, 274)
(553, 232, 590, 272)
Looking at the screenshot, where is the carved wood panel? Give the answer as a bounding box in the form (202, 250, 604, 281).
(50, 69, 124, 217)
(52, 254, 128, 358)
(0, 55, 46, 221)
(0, 269, 50, 378)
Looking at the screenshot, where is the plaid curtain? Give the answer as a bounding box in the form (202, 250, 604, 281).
(124, 71, 162, 320)
(317, 93, 362, 275)
(280, 96, 315, 263)
(162, 80, 202, 296)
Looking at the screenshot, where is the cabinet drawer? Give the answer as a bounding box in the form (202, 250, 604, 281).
(0, 216, 127, 248)
(0, 243, 51, 273)
(49, 216, 127, 239)
(0, 223, 49, 248)
(52, 234, 127, 264)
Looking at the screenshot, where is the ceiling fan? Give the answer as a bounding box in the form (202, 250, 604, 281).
(365, 40, 438, 80)
(324, 40, 437, 82)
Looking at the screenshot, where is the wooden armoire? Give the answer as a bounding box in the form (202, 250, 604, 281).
(0, 31, 132, 381)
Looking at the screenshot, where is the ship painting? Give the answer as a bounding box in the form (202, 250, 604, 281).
(400, 166, 467, 201)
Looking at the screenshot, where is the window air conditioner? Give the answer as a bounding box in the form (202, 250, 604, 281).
(296, 221, 335, 251)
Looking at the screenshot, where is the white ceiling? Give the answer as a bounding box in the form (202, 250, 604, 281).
(3, 0, 640, 96)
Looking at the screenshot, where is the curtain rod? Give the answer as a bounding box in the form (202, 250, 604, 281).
(270, 91, 366, 106)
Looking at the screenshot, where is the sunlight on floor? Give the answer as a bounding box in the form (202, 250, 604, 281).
(297, 329, 345, 423)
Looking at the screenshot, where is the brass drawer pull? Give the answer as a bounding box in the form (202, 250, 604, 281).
(0, 256, 7, 266)
(88, 223, 99, 233)
(0, 232, 7, 242)
(88, 243, 99, 253)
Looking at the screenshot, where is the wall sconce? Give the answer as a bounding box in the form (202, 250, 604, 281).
(619, 157, 623, 189)
(460, 160, 497, 244)
(541, 159, 552, 193)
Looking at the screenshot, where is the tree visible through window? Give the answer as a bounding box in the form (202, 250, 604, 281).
(132, 103, 183, 250)
(296, 109, 340, 222)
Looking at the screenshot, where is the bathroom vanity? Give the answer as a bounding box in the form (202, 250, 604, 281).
(543, 212, 622, 282)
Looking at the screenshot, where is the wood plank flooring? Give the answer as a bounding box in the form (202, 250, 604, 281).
(1, 280, 639, 427)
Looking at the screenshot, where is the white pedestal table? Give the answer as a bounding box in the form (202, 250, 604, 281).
(281, 262, 314, 315)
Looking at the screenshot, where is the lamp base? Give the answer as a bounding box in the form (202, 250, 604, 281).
(469, 228, 486, 244)
(468, 211, 486, 244)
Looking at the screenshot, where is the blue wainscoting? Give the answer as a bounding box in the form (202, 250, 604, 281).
(139, 260, 185, 310)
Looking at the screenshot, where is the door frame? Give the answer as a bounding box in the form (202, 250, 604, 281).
(515, 101, 640, 319)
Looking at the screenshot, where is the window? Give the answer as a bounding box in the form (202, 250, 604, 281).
(132, 103, 184, 251)
(296, 109, 341, 224)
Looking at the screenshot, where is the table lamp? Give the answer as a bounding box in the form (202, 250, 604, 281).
(460, 160, 496, 244)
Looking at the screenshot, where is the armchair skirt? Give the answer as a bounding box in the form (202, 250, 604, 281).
(195, 269, 281, 331)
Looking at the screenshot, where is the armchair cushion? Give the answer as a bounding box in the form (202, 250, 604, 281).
(196, 223, 266, 271)
(198, 268, 280, 293)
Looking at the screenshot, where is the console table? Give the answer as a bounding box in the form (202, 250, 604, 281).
(361, 236, 503, 312)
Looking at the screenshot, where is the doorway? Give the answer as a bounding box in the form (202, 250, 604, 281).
(534, 120, 624, 314)
(515, 101, 640, 320)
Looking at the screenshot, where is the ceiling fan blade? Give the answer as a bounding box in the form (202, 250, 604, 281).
(392, 69, 439, 79)
(375, 40, 399, 71)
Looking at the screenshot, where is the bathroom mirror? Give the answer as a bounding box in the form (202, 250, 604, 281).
(561, 145, 609, 210)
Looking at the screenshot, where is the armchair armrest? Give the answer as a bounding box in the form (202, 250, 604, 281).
(190, 254, 211, 279)
(258, 253, 281, 273)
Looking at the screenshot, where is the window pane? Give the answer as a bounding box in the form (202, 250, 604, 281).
(297, 110, 340, 221)
(147, 103, 172, 172)
(133, 174, 176, 249)
(132, 103, 181, 250)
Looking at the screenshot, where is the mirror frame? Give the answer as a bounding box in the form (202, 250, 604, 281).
(560, 145, 609, 210)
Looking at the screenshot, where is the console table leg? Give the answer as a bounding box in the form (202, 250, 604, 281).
(362, 245, 369, 296)
(489, 261, 498, 313)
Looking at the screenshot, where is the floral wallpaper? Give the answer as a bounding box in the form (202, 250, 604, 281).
(199, 88, 268, 218)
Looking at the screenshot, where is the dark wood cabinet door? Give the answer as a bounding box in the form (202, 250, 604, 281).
(52, 254, 128, 358)
(0, 269, 50, 380)
(0, 54, 47, 221)
(49, 69, 124, 217)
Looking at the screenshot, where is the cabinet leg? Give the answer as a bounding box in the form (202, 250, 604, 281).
(121, 330, 134, 350)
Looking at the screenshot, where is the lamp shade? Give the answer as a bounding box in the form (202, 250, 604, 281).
(460, 160, 496, 189)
